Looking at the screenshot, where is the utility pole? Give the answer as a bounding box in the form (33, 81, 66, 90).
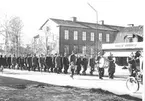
(87, 3, 99, 57)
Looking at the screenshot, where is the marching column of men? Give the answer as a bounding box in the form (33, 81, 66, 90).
(0, 53, 97, 75)
(0, 52, 111, 79)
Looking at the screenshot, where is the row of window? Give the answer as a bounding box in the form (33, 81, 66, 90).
(64, 30, 110, 42)
(64, 45, 94, 55)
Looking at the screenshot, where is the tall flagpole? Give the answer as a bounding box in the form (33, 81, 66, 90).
(87, 3, 99, 57)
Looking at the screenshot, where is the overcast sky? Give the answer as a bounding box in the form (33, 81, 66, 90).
(0, 0, 144, 45)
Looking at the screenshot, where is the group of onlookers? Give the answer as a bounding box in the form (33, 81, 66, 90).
(127, 50, 143, 77)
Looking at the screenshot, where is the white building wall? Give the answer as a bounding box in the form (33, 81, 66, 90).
(38, 19, 60, 55)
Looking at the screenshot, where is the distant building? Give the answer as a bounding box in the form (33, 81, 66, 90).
(39, 17, 122, 55)
(102, 25, 143, 66)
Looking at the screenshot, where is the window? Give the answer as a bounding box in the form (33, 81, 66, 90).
(90, 32, 94, 41)
(64, 30, 69, 40)
(73, 45, 78, 53)
(82, 32, 86, 41)
(99, 33, 102, 41)
(106, 34, 110, 42)
(74, 31, 78, 40)
(82, 46, 86, 54)
(90, 47, 94, 55)
(64, 45, 69, 54)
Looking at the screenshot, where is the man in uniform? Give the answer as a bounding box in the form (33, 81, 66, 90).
(20, 55, 25, 70)
(0, 55, 5, 72)
(89, 55, 95, 75)
(63, 53, 69, 74)
(76, 55, 82, 75)
(27, 54, 32, 71)
(12, 54, 17, 69)
(82, 55, 88, 75)
(39, 54, 45, 72)
(32, 54, 38, 71)
(97, 51, 105, 79)
(55, 53, 61, 73)
(69, 51, 77, 78)
(7, 55, 12, 69)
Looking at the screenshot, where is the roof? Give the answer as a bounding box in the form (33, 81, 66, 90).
(39, 19, 49, 30)
(40, 18, 123, 31)
(120, 26, 143, 37)
(103, 25, 125, 31)
(114, 26, 143, 43)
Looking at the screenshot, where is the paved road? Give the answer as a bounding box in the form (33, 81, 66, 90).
(0, 67, 143, 100)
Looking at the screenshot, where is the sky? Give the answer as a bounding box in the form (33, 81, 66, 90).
(0, 0, 144, 45)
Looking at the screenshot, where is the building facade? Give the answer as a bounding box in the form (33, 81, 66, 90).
(39, 17, 121, 56)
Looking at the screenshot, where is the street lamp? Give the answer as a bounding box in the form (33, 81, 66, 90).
(87, 3, 99, 57)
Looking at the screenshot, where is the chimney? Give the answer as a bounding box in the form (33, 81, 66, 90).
(128, 24, 134, 27)
(71, 17, 77, 22)
(100, 20, 104, 25)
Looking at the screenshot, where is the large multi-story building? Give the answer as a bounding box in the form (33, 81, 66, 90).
(39, 17, 123, 55)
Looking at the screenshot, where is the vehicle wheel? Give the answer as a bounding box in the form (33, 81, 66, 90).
(126, 77, 139, 93)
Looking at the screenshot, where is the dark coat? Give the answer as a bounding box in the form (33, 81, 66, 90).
(108, 56, 115, 73)
(28, 56, 32, 65)
(60, 56, 63, 67)
(7, 56, 11, 65)
(76, 57, 82, 66)
(55, 56, 61, 68)
(128, 57, 136, 69)
(46, 56, 52, 66)
(4, 56, 7, 66)
(32, 56, 38, 65)
(17, 57, 21, 64)
(20, 57, 25, 65)
(0, 55, 5, 66)
(12, 57, 17, 64)
(70, 54, 76, 65)
(82, 58, 88, 66)
(89, 58, 95, 67)
(40, 57, 45, 64)
(63, 56, 69, 66)
(52, 56, 56, 67)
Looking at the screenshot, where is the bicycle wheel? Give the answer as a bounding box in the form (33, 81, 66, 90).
(126, 77, 139, 93)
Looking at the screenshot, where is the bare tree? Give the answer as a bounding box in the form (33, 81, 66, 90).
(0, 15, 12, 55)
(9, 16, 23, 56)
(0, 16, 23, 56)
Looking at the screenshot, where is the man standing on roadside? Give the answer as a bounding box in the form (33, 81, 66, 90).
(108, 53, 115, 79)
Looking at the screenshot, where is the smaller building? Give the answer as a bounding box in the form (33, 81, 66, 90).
(102, 25, 143, 66)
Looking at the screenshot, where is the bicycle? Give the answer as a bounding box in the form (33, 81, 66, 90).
(126, 69, 143, 93)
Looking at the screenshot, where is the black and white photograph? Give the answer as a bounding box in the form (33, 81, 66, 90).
(0, 0, 144, 101)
